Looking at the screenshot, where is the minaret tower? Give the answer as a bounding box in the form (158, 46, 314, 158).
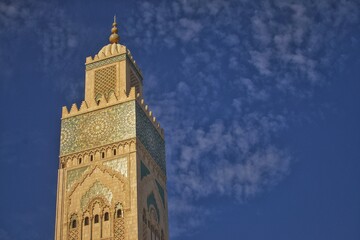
(55, 18, 168, 240)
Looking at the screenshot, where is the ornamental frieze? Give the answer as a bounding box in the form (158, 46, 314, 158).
(80, 181, 113, 211)
(67, 166, 89, 190)
(136, 103, 166, 174)
(60, 101, 136, 156)
(103, 157, 128, 177)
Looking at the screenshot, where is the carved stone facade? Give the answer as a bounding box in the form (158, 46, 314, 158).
(60, 101, 136, 156)
(55, 20, 168, 240)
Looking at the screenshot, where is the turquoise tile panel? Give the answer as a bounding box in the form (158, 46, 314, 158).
(136, 103, 166, 174)
(60, 101, 136, 156)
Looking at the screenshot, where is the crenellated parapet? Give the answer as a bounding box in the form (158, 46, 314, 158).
(61, 87, 164, 139)
(61, 87, 136, 118)
(135, 92, 165, 139)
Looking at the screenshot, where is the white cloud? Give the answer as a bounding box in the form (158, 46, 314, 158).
(176, 18, 203, 42)
(126, 0, 359, 237)
(251, 14, 272, 46)
(249, 50, 272, 76)
(0, 0, 83, 99)
(1, 0, 356, 238)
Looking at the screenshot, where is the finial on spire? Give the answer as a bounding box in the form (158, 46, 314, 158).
(109, 15, 119, 44)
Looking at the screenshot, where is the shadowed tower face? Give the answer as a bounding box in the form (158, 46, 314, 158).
(54, 17, 168, 240)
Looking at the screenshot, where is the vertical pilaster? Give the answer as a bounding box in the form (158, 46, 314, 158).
(54, 168, 64, 240)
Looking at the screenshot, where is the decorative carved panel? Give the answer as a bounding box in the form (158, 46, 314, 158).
(141, 161, 150, 180)
(60, 101, 136, 156)
(67, 166, 89, 190)
(155, 180, 165, 208)
(147, 192, 160, 223)
(80, 181, 113, 211)
(114, 217, 125, 240)
(94, 65, 116, 98)
(103, 157, 127, 177)
(136, 103, 166, 174)
(68, 228, 79, 240)
(86, 54, 126, 71)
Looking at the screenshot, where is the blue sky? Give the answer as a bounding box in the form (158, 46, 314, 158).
(0, 0, 359, 239)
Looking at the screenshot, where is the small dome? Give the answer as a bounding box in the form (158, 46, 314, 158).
(97, 43, 126, 57)
(92, 17, 126, 59)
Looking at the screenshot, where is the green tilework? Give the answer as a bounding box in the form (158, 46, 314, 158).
(60, 101, 136, 156)
(136, 103, 166, 175)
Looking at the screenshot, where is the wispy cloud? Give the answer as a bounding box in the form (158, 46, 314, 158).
(0, 0, 83, 100)
(176, 18, 203, 42)
(2, 0, 358, 238)
(125, 0, 360, 237)
(0, 1, 79, 67)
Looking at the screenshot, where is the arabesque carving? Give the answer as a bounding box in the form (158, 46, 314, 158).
(103, 157, 127, 177)
(67, 166, 89, 190)
(60, 101, 136, 156)
(80, 181, 113, 211)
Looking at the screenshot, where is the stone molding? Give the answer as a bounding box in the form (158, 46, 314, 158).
(60, 138, 136, 167)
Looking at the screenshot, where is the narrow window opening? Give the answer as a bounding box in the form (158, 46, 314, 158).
(78, 158, 82, 164)
(90, 155, 93, 161)
(116, 209, 122, 218)
(143, 210, 147, 223)
(71, 219, 77, 228)
(151, 226, 154, 239)
(156, 231, 159, 240)
(94, 215, 99, 223)
(102, 152, 105, 159)
(104, 212, 109, 221)
(113, 149, 117, 155)
(84, 217, 89, 226)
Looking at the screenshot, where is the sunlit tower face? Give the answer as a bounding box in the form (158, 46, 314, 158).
(54, 18, 168, 240)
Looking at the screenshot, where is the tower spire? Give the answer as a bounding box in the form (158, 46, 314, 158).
(109, 15, 119, 44)
(56, 18, 169, 240)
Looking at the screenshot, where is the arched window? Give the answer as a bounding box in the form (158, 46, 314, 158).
(78, 158, 82, 164)
(71, 219, 77, 228)
(116, 209, 122, 218)
(104, 212, 109, 221)
(113, 149, 117, 155)
(90, 155, 93, 161)
(84, 217, 89, 226)
(101, 152, 105, 159)
(94, 214, 99, 224)
(151, 225, 154, 239)
(142, 209, 147, 223)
